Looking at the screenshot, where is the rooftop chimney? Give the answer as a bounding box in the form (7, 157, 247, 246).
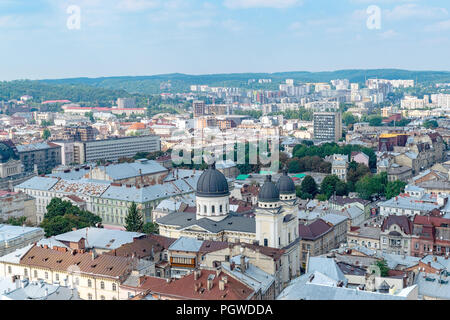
(219, 280, 225, 291)
(207, 278, 213, 290)
(240, 255, 246, 273)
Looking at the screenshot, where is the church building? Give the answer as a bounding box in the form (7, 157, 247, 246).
(157, 163, 301, 284)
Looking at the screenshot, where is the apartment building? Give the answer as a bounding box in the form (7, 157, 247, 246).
(380, 215, 413, 255)
(16, 142, 62, 174)
(313, 112, 342, 143)
(0, 244, 135, 300)
(0, 191, 37, 225)
(73, 135, 160, 164)
(411, 215, 450, 257)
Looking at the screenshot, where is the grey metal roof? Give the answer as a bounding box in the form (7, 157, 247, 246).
(308, 257, 348, 285)
(321, 213, 348, 226)
(54, 227, 144, 250)
(98, 160, 168, 180)
(168, 237, 203, 252)
(0, 244, 34, 264)
(416, 272, 450, 299)
(157, 212, 256, 234)
(277, 272, 411, 300)
(0, 225, 44, 244)
(222, 257, 275, 294)
(15, 176, 59, 191)
(379, 196, 440, 212)
(1, 280, 80, 300)
(16, 142, 59, 152)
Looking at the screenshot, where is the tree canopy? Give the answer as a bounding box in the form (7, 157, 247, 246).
(125, 202, 144, 232)
(40, 198, 102, 237)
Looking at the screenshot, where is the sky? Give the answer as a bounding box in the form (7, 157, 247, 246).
(0, 0, 450, 80)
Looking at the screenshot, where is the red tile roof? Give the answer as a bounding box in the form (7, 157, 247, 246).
(381, 215, 413, 235)
(299, 219, 333, 240)
(414, 215, 450, 228)
(125, 269, 255, 300)
(20, 245, 133, 280)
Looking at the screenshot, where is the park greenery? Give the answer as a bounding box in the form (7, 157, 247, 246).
(292, 141, 377, 169)
(40, 198, 102, 237)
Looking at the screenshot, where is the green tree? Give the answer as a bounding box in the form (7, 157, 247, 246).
(385, 180, 407, 200)
(316, 194, 328, 201)
(320, 175, 341, 199)
(40, 198, 101, 237)
(143, 222, 159, 234)
(423, 120, 438, 129)
(42, 128, 51, 140)
(125, 202, 144, 232)
(368, 116, 383, 127)
(6, 216, 27, 226)
(300, 175, 318, 198)
(373, 259, 390, 277)
(355, 172, 388, 200)
(342, 112, 357, 127)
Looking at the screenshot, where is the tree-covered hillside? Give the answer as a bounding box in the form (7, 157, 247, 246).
(38, 69, 450, 94)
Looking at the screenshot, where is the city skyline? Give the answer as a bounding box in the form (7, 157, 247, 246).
(1, 0, 450, 81)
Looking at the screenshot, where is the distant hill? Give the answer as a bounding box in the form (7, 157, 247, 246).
(1, 69, 450, 102)
(38, 69, 450, 94)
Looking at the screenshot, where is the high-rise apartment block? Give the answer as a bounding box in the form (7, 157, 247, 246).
(116, 98, 136, 109)
(313, 112, 342, 143)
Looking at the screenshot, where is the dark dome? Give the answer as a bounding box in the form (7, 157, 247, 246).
(276, 170, 295, 195)
(258, 175, 280, 202)
(196, 163, 230, 197)
(0, 142, 18, 164)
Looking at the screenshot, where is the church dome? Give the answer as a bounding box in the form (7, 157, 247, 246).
(258, 175, 280, 202)
(276, 170, 295, 195)
(0, 142, 18, 164)
(196, 163, 230, 197)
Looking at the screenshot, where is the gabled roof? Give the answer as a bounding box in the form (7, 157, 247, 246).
(381, 215, 413, 235)
(299, 219, 333, 241)
(20, 245, 133, 279)
(127, 269, 255, 300)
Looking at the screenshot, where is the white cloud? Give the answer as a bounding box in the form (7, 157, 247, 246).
(178, 19, 212, 28)
(385, 4, 448, 21)
(221, 19, 243, 32)
(224, 0, 302, 9)
(117, 0, 160, 11)
(379, 29, 399, 39)
(425, 19, 450, 32)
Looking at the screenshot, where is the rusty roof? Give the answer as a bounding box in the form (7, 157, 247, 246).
(20, 245, 134, 280)
(124, 269, 254, 300)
